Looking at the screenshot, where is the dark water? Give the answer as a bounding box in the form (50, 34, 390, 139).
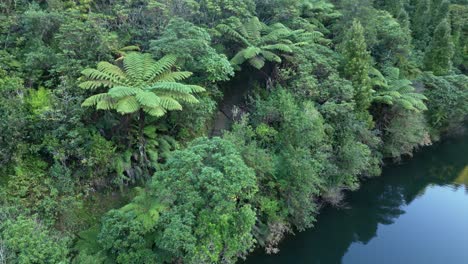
(245, 135, 468, 264)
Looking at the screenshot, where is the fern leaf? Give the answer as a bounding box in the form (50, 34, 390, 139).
(96, 97, 117, 110)
(155, 71, 192, 82)
(119, 45, 140, 52)
(81, 93, 110, 107)
(231, 50, 248, 66)
(143, 106, 166, 117)
(244, 17, 262, 41)
(262, 44, 293, 53)
(97, 62, 127, 81)
(155, 91, 199, 103)
(81, 69, 122, 86)
(373, 95, 393, 104)
(216, 24, 251, 46)
(108, 86, 138, 98)
(159, 96, 183, 110)
(145, 55, 177, 82)
(143, 125, 157, 139)
(399, 99, 417, 111)
(147, 82, 193, 94)
(135, 91, 161, 108)
(115, 96, 140, 114)
(260, 50, 282, 63)
(243, 46, 261, 59)
(249, 56, 266, 69)
(261, 27, 294, 44)
(79, 80, 114, 90)
(123, 52, 146, 83)
(188, 85, 205, 93)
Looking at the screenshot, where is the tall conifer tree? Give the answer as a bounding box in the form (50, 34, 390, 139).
(342, 20, 373, 113)
(424, 19, 454, 75)
(411, 0, 431, 48)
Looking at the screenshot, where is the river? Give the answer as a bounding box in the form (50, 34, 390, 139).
(245, 134, 468, 264)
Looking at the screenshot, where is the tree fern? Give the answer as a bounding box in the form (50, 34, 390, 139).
(372, 67, 427, 112)
(80, 52, 205, 117)
(216, 17, 305, 70)
(79, 52, 200, 188)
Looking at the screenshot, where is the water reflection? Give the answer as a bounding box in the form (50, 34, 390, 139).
(454, 166, 468, 186)
(245, 135, 468, 264)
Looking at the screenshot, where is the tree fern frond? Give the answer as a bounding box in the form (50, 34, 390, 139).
(216, 24, 251, 46)
(407, 93, 427, 100)
(157, 91, 199, 103)
(145, 55, 178, 82)
(79, 80, 114, 90)
(115, 46, 141, 61)
(269, 23, 289, 31)
(143, 106, 166, 117)
(262, 44, 293, 53)
(123, 52, 146, 83)
(381, 90, 401, 98)
(260, 50, 282, 62)
(81, 69, 121, 84)
(249, 56, 266, 69)
(373, 95, 394, 104)
(119, 45, 140, 52)
(159, 97, 183, 110)
(81, 93, 110, 107)
(187, 85, 205, 93)
(231, 50, 248, 66)
(245, 17, 262, 41)
(261, 29, 292, 43)
(147, 82, 193, 94)
(96, 97, 117, 110)
(155, 71, 192, 82)
(97, 62, 127, 81)
(135, 91, 161, 108)
(175, 93, 199, 104)
(115, 96, 140, 114)
(108, 86, 138, 98)
(399, 99, 417, 111)
(412, 100, 428, 111)
(243, 46, 261, 59)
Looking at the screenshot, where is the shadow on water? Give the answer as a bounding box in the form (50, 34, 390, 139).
(244, 134, 468, 264)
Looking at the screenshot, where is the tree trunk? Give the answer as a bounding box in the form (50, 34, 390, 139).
(139, 109, 146, 156)
(137, 109, 147, 164)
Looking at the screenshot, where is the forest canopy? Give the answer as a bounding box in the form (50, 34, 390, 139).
(0, 0, 467, 263)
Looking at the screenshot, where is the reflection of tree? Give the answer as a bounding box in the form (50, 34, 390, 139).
(454, 166, 468, 186)
(245, 135, 467, 264)
(375, 187, 406, 225)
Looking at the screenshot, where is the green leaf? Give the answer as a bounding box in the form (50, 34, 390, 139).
(147, 82, 193, 94)
(108, 86, 138, 98)
(260, 50, 281, 63)
(136, 91, 161, 108)
(81, 93, 109, 107)
(243, 47, 261, 59)
(96, 97, 117, 110)
(116, 96, 140, 114)
(144, 106, 166, 117)
(249, 56, 265, 69)
(159, 97, 183, 110)
(262, 44, 293, 53)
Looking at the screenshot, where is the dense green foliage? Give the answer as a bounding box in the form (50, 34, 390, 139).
(1, 0, 466, 263)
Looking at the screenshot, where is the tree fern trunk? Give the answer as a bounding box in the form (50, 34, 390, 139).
(138, 110, 148, 171)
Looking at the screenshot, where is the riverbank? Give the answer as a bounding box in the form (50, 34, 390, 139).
(244, 134, 468, 263)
